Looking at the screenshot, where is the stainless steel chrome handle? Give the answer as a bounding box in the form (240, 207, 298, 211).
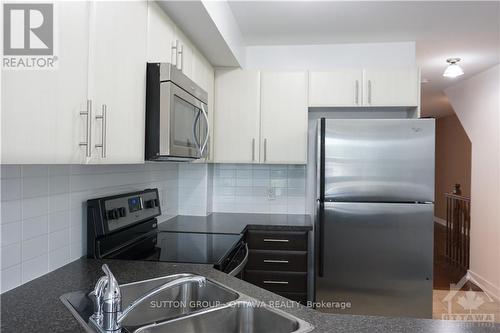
(79, 99, 92, 157)
(228, 244, 249, 277)
(263, 259, 289, 264)
(252, 138, 256, 162)
(95, 104, 107, 158)
(171, 41, 178, 67)
(263, 238, 289, 243)
(263, 280, 289, 285)
(368, 80, 372, 104)
(263, 138, 267, 162)
(355, 80, 359, 105)
(178, 43, 184, 71)
(200, 104, 209, 157)
(193, 110, 202, 156)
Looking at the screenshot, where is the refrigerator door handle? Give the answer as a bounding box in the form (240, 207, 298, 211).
(318, 118, 326, 277)
(318, 201, 325, 277)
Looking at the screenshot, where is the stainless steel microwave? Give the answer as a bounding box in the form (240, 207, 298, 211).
(145, 63, 209, 161)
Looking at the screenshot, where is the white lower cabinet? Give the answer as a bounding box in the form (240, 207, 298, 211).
(1, 1, 90, 164)
(88, 0, 148, 164)
(260, 71, 308, 164)
(214, 69, 261, 163)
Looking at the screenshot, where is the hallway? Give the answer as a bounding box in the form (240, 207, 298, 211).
(432, 223, 500, 322)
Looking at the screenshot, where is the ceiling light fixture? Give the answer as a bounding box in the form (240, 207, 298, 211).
(443, 58, 464, 78)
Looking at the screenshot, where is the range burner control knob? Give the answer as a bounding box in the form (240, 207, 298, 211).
(118, 207, 127, 217)
(107, 209, 119, 220)
(145, 199, 159, 209)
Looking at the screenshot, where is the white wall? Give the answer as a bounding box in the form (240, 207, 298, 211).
(0, 164, 179, 293)
(445, 64, 500, 299)
(244, 42, 416, 70)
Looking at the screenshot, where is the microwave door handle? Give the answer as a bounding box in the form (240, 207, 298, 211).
(193, 109, 202, 156)
(200, 104, 209, 157)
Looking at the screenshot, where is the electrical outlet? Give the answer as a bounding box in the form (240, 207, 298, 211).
(267, 187, 276, 201)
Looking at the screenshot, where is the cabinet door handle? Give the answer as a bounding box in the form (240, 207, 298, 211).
(368, 80, 372, 104)
(263, 280, 289, 285)
(355, 80, 359, 105)
(263, 138, 268, 162)
(178, 43, 184, 71)
(95, 104, 107, 158)
(263, 238, 289, 243)
(171, 41, 178, 67)
(263, 259, 289, 264)
(252, 138, 256, 162)
(79, 99, 92, 157)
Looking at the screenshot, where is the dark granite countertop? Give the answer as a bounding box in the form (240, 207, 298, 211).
(157, 212, 313, 234)
(1, 258, 498, 333)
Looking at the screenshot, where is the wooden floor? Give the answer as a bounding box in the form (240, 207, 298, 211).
(432, 223, 499, 322)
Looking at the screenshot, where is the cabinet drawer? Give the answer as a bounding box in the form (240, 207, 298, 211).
(246, 230, 308, 251)
(246, 250, 307, 272)
(244, 270, 307, 293)
(277, 291, 308, 304)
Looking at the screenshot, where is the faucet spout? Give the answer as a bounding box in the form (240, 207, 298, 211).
(116, 275, 206, 325)
(89, 266, 207, 332)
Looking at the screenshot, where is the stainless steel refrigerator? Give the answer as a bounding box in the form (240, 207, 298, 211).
(315, 118, 435, 318)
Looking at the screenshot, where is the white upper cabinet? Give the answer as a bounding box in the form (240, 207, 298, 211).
(147, 1, 176, 64)
(309, 69, 363, 107)
(308, 67, 420, 108)
(363, 68, 420, 107)
(88, 0, 148, 163)
(214, 69, 261, 163)
(260, 71, 308, 164)
(1, 1, 90, 164)
(2, 0, 214, 165)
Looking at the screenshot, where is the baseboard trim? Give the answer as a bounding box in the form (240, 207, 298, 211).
(434, 216, 447, 226)
(467, 269, 500, 301)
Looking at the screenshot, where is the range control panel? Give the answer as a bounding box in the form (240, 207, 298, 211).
(87, 188, 161, 236)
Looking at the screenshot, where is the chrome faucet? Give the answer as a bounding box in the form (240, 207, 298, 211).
(89, 264, 206, 332)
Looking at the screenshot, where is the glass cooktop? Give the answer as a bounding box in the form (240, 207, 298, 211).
(156, 231, 242, 264)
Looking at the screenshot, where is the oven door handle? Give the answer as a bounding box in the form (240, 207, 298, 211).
(228, 243, 248, 277)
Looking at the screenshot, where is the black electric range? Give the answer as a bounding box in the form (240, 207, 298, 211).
(86, 189, 247, 275)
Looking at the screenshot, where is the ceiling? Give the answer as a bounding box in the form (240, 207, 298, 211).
(228, 1, 500, 117)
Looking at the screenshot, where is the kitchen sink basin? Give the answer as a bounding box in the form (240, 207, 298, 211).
(60, 273, 239, 330)
(134, 301, 313, 333)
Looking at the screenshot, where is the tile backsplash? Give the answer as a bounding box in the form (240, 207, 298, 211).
(0, 164, 178, 293)
(0, 162, 307, 293)
(178, 163, 213, 216)
(212, 164, 307, 214)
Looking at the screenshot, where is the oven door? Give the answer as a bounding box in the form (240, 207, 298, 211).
(159, 81, 209, 159)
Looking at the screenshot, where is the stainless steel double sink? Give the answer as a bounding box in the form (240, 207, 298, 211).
(60, 273, 313, 333)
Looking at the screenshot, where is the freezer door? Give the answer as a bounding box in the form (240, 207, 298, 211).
(316, 202, 433, 318)
(322, 119, 435, 202)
